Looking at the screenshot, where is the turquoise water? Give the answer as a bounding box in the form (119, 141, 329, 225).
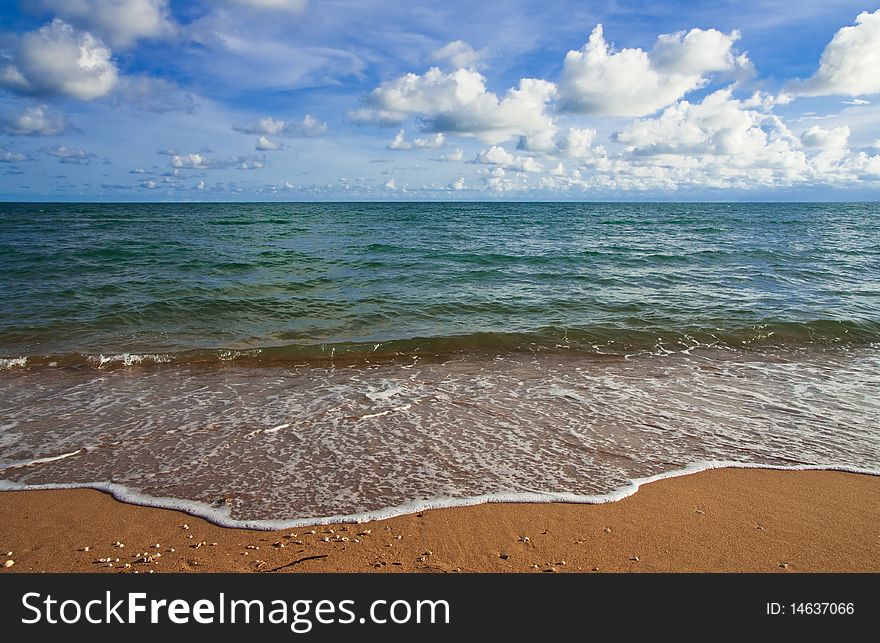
(1, 202, 878, 362)
(0, 202, 878, 525)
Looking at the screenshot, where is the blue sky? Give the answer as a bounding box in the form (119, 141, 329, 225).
(1, 0, 879, 200)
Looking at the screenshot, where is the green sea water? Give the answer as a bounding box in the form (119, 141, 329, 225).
(1, 201, 878, 364)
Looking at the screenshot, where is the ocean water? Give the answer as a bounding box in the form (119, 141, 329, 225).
(1, 202, 878, 526)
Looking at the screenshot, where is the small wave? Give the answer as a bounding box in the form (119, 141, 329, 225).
(89, 353, 174, 367)
(3, 320, 879, 371)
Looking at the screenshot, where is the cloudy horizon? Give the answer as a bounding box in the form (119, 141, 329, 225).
(1, 0, 879, 201)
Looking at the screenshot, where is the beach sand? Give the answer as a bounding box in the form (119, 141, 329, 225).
(1, 468, 877, 573)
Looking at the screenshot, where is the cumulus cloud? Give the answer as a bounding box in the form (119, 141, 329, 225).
(45, 145, 98, 164)
(438, 147, 464, 161)
(255, 136, 287, 151)
(0, 145, 32, 163)
(386, 130, 445, 150)
(448, 177, 466, 190)
(614, 89, 804, 170)
(790, 10, 880, 97)
(558, 24, 749, 117)
(800, 125, 850, 151)
(519, 127, 600, 158)
(353, 67, 556, 145)
(431, 40, 485, 69)
(0, 19, 118, 100)
(25, 0, 176, 49)
(233, 115, 328, 137)
(168, 151, 268, 170)
(1, 105, 72, 136)
(554, 127, 598, 157)
(474, 146, 543, 172)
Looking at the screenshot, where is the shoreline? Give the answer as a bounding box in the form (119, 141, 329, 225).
(1, 468, 879, 572)
(3, 460, 878, 530)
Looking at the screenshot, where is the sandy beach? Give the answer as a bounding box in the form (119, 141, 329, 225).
(1, 468, 877, 573)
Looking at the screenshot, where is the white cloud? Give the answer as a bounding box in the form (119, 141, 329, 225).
(46, 145, 97, 164)
(438, 147, 464, 161)
(386, 130, 410, 150)
(0, 145, 31, 163)
(26, 0, 176, 49)
(384, 177, 397, 189)
(449, 177, 466, 190)
(414, 133, 445, 148)
(431, 40, 485, 69)
(170, 153, 211, 169)
(475, 146, 543, 172)
(791, 10, 880, 97)
(800, 125, 850, 151)
(553, 127, 599, 158)
(387, 130, 445, 150)
(256, 136, 286, 151)
(558, 24, 749, 117)
(169, 152, 268, 170)
(614, 89, 805, 174)
(843, 99, 870, 106)
(220, 0, 308, 12)
(1, 105, 72, 136)
(233, 115, 327, 137)
(0, 19, 118, 100)
(354, 67, 556, 145)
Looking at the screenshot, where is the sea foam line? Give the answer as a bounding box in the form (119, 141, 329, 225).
(0, 448, 89, 471)
(1, 460, 877, 530)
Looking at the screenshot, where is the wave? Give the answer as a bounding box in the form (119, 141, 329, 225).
(2, 320, 879, 370)
(1, 461, 877, 530)
(2, 319, 878, 370)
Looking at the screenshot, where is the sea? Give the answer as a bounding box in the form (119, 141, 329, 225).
(1, 202, 878, 527)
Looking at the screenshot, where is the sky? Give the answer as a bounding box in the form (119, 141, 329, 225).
(0, 0, 879, 201)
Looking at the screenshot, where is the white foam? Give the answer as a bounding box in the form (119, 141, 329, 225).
(90, 353, 172, 367)
(0, 448, 87, 471)
(1, 461, 876, 530)
(366, 385, 406, 402)
(0, 357, 27, 369)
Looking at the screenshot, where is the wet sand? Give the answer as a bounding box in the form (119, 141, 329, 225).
(1, 468, 878, 573)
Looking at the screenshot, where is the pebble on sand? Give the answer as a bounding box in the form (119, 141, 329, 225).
(3, 560, 14, 568)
